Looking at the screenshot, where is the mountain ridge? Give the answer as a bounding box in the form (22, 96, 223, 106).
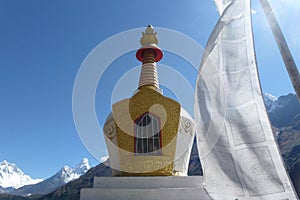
(0, 159, 90, 197)
(10, 158, 90, 196)
(0, 160, 42, 190)
(264, 93, 300, 128)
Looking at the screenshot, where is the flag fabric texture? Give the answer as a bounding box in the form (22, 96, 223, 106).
(195, 0, 298, 199)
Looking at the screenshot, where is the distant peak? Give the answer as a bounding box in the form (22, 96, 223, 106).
(51, 158, 90, 185)
(0, 160, 42, 189)
(81, 158, 89, 164)
(62, 165, 71, 171)
(0, 160, 17, 169)
(59, 159, 90, 175)
(75, 158, 90, 170)
(264, 93, 277, 101)
(1, 160, 8, 165)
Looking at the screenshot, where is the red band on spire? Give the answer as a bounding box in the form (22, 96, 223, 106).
(136, 46, 163, 62)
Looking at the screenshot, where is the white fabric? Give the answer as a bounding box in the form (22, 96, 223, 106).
(214, 0, 233, 15)
(195, 0, 298, 199)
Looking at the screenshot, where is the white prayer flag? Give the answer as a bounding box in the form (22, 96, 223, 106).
(214, 0, 232, 15)
(195, 0, 298, 199)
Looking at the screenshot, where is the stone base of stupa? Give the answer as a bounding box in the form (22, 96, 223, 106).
(80, 176, 212, 200)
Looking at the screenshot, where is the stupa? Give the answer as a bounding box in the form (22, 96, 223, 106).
(103, 25, 195, 177)
(80, 25, 212, 200)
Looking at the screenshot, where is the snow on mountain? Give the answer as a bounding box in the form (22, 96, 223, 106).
(11, 158, 90, 196)
(73, 157, 90, 177)
(263, 93, 278, 112)
(0, 160, 42, 189)
(59, 158, 91, 184)
(267, 93, 300, 128)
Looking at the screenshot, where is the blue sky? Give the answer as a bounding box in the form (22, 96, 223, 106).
(0, 0, 299, 179)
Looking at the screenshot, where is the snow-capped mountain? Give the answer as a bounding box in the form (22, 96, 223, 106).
(264, 93, 300, 128)
(59, 158, 90, 184)
(0, 160, 42, 189)
(263, 93, 278, 112)
(11, 158, 90, 196)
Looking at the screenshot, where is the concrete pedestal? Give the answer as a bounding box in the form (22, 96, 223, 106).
(80, 176, 212, 200)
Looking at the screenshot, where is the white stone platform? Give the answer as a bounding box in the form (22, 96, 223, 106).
(80, 176, 212, 200)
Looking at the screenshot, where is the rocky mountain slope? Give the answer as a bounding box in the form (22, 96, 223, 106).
(264, 93, 300, 128)
(36, 161, 111, 200)
(264, 93, 300, 195)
